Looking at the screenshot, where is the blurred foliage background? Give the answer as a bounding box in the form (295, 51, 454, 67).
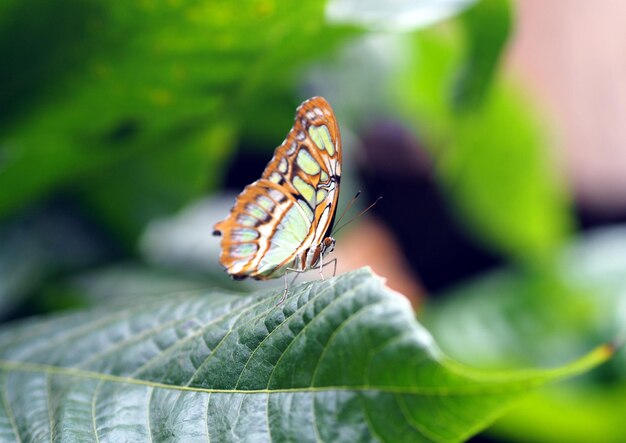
(1, 0, 626, 441)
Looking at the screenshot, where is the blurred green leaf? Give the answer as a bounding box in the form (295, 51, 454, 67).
(81, 124, 236, 242)
(422, 268, 602, 369)
(422, 226, 626, 441)
(0, 0, 357, 240)
(490, 384, 626, 443)
(0, 0, 524, 244)
(0, 207, 115, 319)
(452, 0, 512, 111)
(444, 88, 573, 262)
(422, 226, 626, 369)
(57, 262, 224, 304)
(0, 268, 610, 442)
(393, 20, 572, 261)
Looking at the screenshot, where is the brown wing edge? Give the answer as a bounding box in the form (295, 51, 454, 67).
(262, 96, 342, 182)
(212, 179, 296, 280)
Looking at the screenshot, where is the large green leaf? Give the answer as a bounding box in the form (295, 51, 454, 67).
(422, 226, 626, 442)
(0, 268, 611, 442)
(0, 0, 357, 240)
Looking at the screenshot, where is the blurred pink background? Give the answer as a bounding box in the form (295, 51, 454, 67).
(509, 0, 626, 213)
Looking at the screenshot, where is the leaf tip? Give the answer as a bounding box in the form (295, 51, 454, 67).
(598, 342, 617, 359)
(585, 341, 619, 368)
(607, 331, 626, 355)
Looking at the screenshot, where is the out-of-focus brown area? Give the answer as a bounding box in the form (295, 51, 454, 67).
(508, 0, 626, 213)
(334, 217, 425, 307)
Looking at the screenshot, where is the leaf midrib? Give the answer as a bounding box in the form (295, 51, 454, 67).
(0, 359, 547, 397)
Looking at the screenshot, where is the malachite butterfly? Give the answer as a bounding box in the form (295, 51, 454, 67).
(213, 97, 341, 289)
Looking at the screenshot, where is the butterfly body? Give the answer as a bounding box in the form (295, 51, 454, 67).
(213, 97, 341, 281)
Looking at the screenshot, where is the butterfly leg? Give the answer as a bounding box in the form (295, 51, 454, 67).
(278, 273, 290, 305)
(277, 268, 308, 305)
(329, 257, 338, 277)
(319, 258, 338, 279)
(290, 272, 301, 286)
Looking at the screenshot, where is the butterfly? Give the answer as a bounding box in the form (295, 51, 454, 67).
(213, 97, 341, 297)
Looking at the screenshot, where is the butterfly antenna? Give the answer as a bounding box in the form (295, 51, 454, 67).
(332, 190, 361, 231)
(331, 196, 382, 236)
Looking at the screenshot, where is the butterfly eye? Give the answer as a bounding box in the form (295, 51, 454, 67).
(323, 237, 335, 252)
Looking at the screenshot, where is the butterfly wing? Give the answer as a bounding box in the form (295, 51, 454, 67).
(213, 96, 342, 280)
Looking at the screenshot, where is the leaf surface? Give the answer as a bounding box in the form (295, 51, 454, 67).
(0, 268, 610, 442)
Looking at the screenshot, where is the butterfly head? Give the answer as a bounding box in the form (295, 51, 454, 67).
(321, 236, 336, 256)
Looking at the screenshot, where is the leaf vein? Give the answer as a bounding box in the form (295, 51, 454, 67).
(311, 392, 322, 443)
(204, 392, 211, 443)
(184, 294, 280, 387)
(1, 373, 22, 443)
(267, 279, 372, 388)
(130, 297, 265, 378)
(147, 386, 155, 443)
(395, 393, 446, 443)
(357, 394, 385, 443)
(45, 373, 54, 443)
(91, 380, 103, 443)
(310, 300, 388, 387)
(234, 281, 338, 389)
(0, 359, 546, 396)
(77, 314, 200, 370)
(7, 294, 194, 362)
